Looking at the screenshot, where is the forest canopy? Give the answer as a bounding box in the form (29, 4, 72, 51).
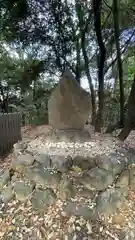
(0, 0, 135, 139)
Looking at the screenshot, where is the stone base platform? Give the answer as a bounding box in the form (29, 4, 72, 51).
(45, 129, 91, 143)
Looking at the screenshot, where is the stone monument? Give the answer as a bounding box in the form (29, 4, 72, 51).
(48, 70, 91, 142)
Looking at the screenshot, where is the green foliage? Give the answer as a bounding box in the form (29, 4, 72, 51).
(128, 56, 135, 82)
(0, 41, 56, 125)
(0, 0, 135, 128)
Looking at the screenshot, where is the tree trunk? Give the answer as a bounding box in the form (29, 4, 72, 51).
(118, 120, 133, 141)
(106, 122, 121, 133)
(113, 0, 125, 127)
(75, 37, 81, 85)
(75, 1, 96, 124)
(21, 87, 25, 126)
(93, 0, 106, 132)
(81, 38, 96, 124)
(118, 74, 135, 141)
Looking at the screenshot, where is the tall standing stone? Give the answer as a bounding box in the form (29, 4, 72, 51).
(48, 70, 91, 130)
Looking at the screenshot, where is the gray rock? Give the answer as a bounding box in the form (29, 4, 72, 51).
(73, 155, 97, 170)
(77, 188, 96, 199)
(126, 148, 135, 165)
(14, 181, 33, 201)
(116, 148, 135, 166)
(31, 188, 56, 211)
(50, 155, 73, 172)
(48, 70, 91, 129)
(129, 167, 135, 189)
(64, 201, 96, 220)
(0, 186, 14, 203)
(17, 154, 35, 165)
(110, 152, 126, 169)
(116, 147, 128, 155)
(11, 160, 26, 173)
(0, 169, 11, 189)
(14, 141, 27, 152)
(25, 166, 61, 189)
(81, 167, 115, 191)
(12, 154, 35, 173)
(35, 153, 51, 168)
(116, 169, 129, 187)
(48, 129, 91, 143)
(11, 175, 19, 183)
(57, 175, 74, 200)
(97, 153, 125, 176)
(96, 187, 128, 217)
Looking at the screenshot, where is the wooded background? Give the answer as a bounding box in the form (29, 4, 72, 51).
(0, 0, 135, 140)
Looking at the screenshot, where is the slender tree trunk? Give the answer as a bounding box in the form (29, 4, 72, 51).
(118, 74, 135, 141)
(21, 87, 25, 126)
(75, 37, 81, 85)
(75, 1, 96, 124)
(93, 0, 106, 132)
(33, 79, 36, 101)
(113, 0, 125, 127)
(81, 37, 96, 124)
(33, 79, 39, 118)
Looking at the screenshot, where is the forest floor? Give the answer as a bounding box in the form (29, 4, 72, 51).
(0, 125, 135, 239)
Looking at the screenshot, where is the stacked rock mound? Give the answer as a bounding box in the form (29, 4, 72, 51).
(1, 139, 135, 222)
(47, 70, 91, 142)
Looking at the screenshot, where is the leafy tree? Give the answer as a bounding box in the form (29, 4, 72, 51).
(93, 0, 106, 132)
(0, 0, 135, 136)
